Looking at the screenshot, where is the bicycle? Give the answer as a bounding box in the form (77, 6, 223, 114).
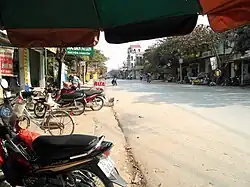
(13, 93, 75, 136)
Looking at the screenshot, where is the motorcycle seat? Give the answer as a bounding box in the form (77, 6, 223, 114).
(32, 134, 99, 164)
(21, 91, 37, 98)
(84, 90, 102, 96)
(60, 92, 84, 100)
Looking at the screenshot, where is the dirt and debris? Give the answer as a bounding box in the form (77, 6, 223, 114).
(112, 107, 148, 187)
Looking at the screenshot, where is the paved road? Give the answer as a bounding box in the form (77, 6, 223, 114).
(107, 80, 250, 187)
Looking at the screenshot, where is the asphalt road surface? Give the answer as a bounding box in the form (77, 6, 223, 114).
(106, 80, 250, 187)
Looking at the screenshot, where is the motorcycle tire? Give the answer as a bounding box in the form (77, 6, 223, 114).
(90, 96, 104, 111)
(80, 165, 114, 187)
(34, 101, 47, 118)
(71, 100, 85, 116)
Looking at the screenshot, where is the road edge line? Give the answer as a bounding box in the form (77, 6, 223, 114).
(111, 107, 148, 187)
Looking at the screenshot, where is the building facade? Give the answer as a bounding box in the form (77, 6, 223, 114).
(126, 44, 144, 79)
(0, 31, 55, 92)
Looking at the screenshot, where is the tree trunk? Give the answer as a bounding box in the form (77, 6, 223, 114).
(57, 60, 62, 87)
(55, 48, 66, 88)
(85, 62, 89, 78)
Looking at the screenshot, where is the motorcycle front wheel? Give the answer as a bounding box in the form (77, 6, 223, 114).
(71, 100, 85, 116)
(90, 96, 104, 111)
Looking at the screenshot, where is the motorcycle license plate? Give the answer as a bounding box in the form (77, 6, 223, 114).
(98, 157, 115, 178)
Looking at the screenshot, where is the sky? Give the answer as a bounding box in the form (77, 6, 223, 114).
(96, 16, 209, 71)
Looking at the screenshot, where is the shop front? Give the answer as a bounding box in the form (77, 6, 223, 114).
(29, 49, 41, 87)
(18, 48, 49, 88)
(0, 47, 20, 94)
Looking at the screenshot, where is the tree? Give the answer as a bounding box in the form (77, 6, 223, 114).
(234, 25, 250, 55)
(55, 48, 66, 87)
(108, 69, 120, 77)
(158, 25, 224, 59)
(143, 25, 235, 71)
(83, 49, 108, 76)
(59, 49, 108, 82)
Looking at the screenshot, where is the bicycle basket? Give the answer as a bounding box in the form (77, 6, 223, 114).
(13, 102, 26, 117)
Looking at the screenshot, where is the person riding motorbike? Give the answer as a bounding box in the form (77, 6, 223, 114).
(112, 77, 117, 86)
(146, 73, 151, 83)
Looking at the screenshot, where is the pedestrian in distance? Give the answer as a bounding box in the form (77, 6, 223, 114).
(112, 77, 118, 86)
(140, 74, 143, 81)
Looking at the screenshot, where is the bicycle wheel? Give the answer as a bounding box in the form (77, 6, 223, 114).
(46, 110, 75, 136)
(34, 101, 47, 118)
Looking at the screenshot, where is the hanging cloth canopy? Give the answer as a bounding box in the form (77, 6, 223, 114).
(0, 0, 249, 47)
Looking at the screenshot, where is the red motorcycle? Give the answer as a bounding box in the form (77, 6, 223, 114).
(57, 84, 105, 111)
(0, 78, 127, 187)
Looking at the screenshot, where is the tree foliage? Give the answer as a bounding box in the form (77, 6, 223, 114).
(63, 49, 108, 69)
(143, 25, 236, 72)
(89, 49, 108, 63)
(85, 49, 108, 75)
(233, 25, 250, 55)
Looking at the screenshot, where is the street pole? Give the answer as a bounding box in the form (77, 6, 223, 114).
(241, 60, 244, 86)
(44, 48, 47, 83)
(180, 64, 182, 82)
(83, 62, 86, 84)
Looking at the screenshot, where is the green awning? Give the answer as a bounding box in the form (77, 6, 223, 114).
(0, 0, 200, 29)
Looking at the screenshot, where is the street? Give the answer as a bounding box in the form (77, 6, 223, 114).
(106, 80, 250, 187)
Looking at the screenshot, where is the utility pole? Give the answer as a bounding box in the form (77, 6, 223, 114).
(44, 48, 47, 83)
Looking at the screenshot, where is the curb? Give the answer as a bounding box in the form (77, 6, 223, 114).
(111, 107, 148, 187)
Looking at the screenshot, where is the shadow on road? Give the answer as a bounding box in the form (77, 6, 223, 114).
(113, 80, 250, 108)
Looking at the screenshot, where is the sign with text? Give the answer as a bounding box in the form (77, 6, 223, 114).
(0, 48, 14, 76)
(94, 79, 105, 91)
(210, 57, 218, 71)
(66, 47, 94, 56)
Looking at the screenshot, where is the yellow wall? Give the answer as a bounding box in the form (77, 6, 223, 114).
(93, 72, 98, 80)
(85, 72, 99, 82)
(23, 48, 31, 86)
(85, 72, 90, 82)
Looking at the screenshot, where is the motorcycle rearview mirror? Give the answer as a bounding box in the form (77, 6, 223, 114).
(0, 79, 9, 90)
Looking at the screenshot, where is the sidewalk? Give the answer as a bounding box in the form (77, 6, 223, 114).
(91, 108, 133, 186)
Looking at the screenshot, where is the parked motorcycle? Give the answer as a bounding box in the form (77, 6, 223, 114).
(222, 76, 240, 86)
(191, 73, 210, 85)
(34, 90, 86, 118)
(59, 85, 105, 111)
(45, 81, 59, 99)
(0, 78, 127, 187)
